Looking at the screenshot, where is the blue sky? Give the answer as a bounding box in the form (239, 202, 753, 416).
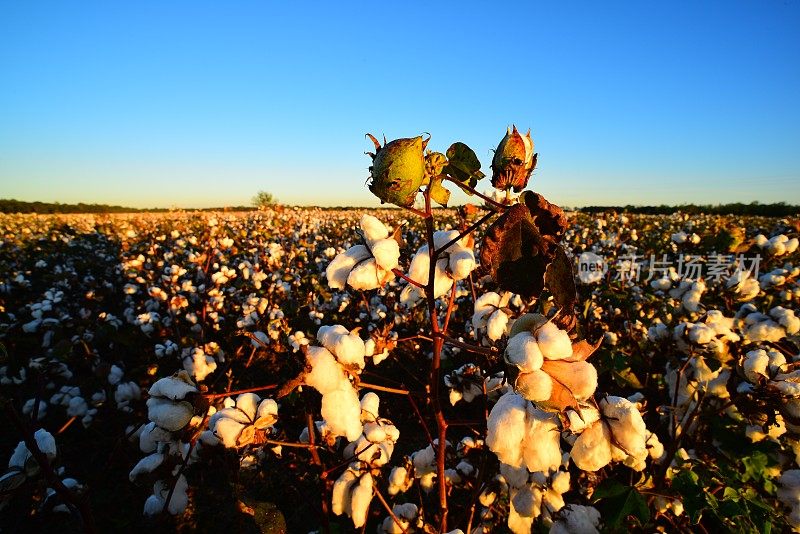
(1, 1, 799, 208)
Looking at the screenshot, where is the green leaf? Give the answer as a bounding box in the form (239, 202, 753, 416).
(593, 480, 650, 528)
(428, 176, 451, 207)
(443, 142, 484, 190)
(672, 470, 705, 523)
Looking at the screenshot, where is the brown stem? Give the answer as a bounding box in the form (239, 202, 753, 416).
(392, 268, 426, 289)
(423, 186, 449, 532)
(434, 332, 499, 357)
(202, 384, 279, 400)
(443, 176, 508, 211)
(433, 210, 496, 257)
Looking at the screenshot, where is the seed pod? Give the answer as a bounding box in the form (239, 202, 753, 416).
(366, 134, 428, 207)
(491, 126, 536, 192)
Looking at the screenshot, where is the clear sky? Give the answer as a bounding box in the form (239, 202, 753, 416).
(1, 1, 799, 208)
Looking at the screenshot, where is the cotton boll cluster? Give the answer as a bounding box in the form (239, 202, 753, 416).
(7, 429, 57, 476)
(737, 304, 800, 343)
(399, 230, 476, 306)
(726, 269, 761, 302)
(304, 343, 363, 441)
(342, 392, 399, 468)
(505, 317, 597, 407)
(146, 371, 198, 432)
(568, 397, 651, 472)
(326, 215, 399, 291)
(181, 346, 218, 381)
(486, 392, 562, 474)
(504, 465, 574, 533)
(377, 502, 420, 533)
(668, 279, 706, 313)
(317, 324, 367, 369)
(208, 393, 278, 448)
(331, 464, 374, 528)
(665, 356, 730, 437)
(758, 234, 799, 257)
(472, 292, 511, 342)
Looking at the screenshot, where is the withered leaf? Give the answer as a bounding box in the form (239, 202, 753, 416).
(479, 192, 568, 298)
(546, 245, 577, 327)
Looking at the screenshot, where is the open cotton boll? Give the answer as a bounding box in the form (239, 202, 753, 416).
(771, 306, 800, 335)
(360, 392, 380, 420)
(486, 309, 510, 341)
(305, 346, 347, 394)
(433, 230, 461, 250)
(321, 386, 363, 441)
(506, 332, 544, 373)
(332, 332, 367, 369)
(522, 405, 562, 473)
(542, 360, 598, 403)
(149, 476, 188, 516)
(516, 370, 553, 402)
(332, 468, 358, 515)
(129, 452, 165, 480)
(146, 398, 195, 432)
(486, 393, 529, 468)
(139, 422, 172, 453)
(535, 322, 573, 360)
(148, 372, 197, 401)
(347, 258, 381, 290)
(360, 214, 390, 244)
(601, 396, 648, 462)
(570, 420, 613, 472)
(743, 349, 770, 382)
(326, 245, 371, 289)
(371, 238, 400, 271)
(349, 472, 374, 528)
(182, 349, 217, 382)
(473, 292, 501, 330)
(448, 247, 476, 280)
(318, 325, 349, 350)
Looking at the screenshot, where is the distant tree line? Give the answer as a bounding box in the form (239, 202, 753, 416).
(578, 202, 799, 217)
(0, 199, 254, 214)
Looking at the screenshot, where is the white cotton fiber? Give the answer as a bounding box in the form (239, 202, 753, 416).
(535, 322, 573, 360)
(326, 245, 371, 289)
(371, 238, 400, 272)
(486, 393, 528, 468)
(360, 214, 390, 244)
(347, 258, 380, 290)
(522, 406, 562, 473)
(486, 309, 510, 341)
(321, 386, 363, 441)
(516, 369, 553, 402)
(349, 472, 374, 528)
(506, 332, 544, 373)
(305, 346, 346, 394)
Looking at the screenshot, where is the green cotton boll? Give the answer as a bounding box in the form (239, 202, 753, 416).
(367, 135, 427, 207)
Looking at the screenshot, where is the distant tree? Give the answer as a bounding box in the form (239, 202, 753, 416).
(251, 190, 278, 209)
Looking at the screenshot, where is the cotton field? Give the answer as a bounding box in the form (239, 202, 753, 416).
(1, 204, 798, 533)
(1, 134, 799, 534)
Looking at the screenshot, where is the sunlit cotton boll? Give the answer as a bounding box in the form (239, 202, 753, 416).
(326, 245, 371, 290)
(535, 322, 573, 360)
